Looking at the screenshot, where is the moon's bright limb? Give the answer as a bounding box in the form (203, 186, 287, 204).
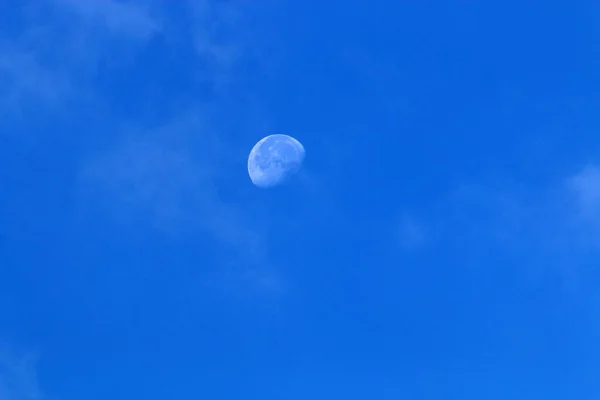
(247, 134, 305, 188)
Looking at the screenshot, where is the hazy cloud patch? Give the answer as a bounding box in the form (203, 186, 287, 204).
(0, 346, 44, 400)
(76, 109, 276, 292)
(402, 168, 600, 267)
(395, 213, 428, 250)
(0, 0, 161, 120)
(57, 0, 161, 40)
(0, 44, 72, 119)
(567, 164, 600, 226)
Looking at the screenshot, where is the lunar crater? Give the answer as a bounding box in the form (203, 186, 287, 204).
(247, 134, 305, 188)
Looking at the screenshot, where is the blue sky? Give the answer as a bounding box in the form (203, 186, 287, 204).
(1, 0, 600, 398)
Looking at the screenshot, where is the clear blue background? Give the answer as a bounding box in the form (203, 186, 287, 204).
(1, 0, 600, 398)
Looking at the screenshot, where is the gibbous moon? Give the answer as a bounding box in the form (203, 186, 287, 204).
(248, 134, 305, 188)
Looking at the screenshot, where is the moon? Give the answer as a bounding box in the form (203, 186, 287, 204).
(248, 134, 306, 188)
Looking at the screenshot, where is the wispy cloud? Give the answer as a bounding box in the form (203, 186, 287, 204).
(399, 167, 600, 270)
(395, 213, 428, 250)
(167, 0, 251, 90)
(57, 0, 161, 40)
(77, 108, 276, 292)
(66, 1, 274, 290)
(0, 45, 71, 120)
(3, 0, 277, 291)
(568, 164, 600, 226)
(0, 0, 251, 117)
(0, 0, 161, 119)
(188, 0, 241, 62)
(0, 346, 43, 400)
